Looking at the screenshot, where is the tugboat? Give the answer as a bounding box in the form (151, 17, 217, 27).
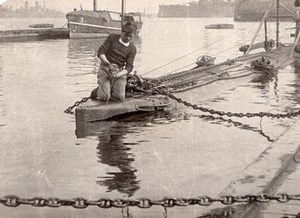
(72, 0, 300, 127)
(66, 0, 142, 38)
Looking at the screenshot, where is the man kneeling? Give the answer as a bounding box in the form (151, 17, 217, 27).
(90, 22, 137, 101)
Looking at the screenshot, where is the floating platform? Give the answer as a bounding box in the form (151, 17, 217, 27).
(205, 23, 234, 29)
(0, 28, 69, 42)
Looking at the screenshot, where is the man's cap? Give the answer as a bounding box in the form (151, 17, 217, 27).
(122, 21, 137, 34)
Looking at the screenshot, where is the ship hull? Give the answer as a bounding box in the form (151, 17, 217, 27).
(158, 0, 234, 18)
(66, 10, 142, 39)
(234, 0, 296, 22)
(75, 44, 296, 125)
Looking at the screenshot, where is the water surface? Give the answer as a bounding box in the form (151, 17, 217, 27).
(0, 17, 299, 217)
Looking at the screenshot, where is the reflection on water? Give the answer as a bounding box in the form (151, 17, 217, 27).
(198, 114, 274, 142)
(96, 124, 139, 197)
(77, 112, 188, 197)
(76, 108, 278, 198)
(77, 112, 186, 196)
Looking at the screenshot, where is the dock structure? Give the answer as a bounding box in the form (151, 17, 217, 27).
(0, 28, 69, 42)
(201, 116, 300, 217)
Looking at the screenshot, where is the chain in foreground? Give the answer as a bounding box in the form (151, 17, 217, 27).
(1, 194, 300, 209)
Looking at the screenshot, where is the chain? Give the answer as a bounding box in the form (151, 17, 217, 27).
(1, 194, 300, 209)
(64, 73, 300, 119)
(196, 114, 274, 142)
(64, 97, 90, 114)
(154, 88, 300, 119)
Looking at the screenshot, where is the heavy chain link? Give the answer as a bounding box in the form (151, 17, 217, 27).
(154, 88, 300, 119)
(1, 194, 300, 209)
(63, 88, 300, 119)
(64, 75, 300, 119)
(64, 97, 90, 114)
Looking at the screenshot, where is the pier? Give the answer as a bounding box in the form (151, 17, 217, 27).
(0, 27, 69, 42)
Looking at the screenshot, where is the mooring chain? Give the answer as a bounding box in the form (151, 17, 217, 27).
(1, 194, 300, 209)
(154, 88, 300, 119)
(197, 114, 274, 142)
(63, 87, 300, 119)
(64, 97, 90, 114)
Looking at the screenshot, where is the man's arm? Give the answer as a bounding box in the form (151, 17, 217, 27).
(114, 69, 128, 77)
(99, 54, 111, 66)
(125, 46, 137, 73)
(97, 34, 113, 66)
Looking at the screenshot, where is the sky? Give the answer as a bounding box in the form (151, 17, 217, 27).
(1, 0, 192, 13)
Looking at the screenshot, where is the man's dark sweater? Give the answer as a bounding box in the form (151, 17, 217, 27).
(97, 33, 136, 73)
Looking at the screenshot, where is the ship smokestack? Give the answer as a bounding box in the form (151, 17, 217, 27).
(93, 0, 97, 11)
(25, 1, 28, 10)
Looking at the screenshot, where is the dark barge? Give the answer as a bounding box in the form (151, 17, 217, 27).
(0, 28, 69, 42)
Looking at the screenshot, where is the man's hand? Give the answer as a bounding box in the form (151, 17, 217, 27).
(107, 64, 119, 78)
(113, 69, 128, 78)
(107, 64, 128, 78)
(108, 64, 117, 74)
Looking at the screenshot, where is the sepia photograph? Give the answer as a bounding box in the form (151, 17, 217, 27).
(1, 0, 300, 217)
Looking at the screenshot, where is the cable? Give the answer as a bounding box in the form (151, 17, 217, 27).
(141, 25, 256, 76)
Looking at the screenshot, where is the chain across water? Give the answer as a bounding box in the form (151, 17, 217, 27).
(1, 194, 300, 209)
(154, 88, 300, 119)
(64, 80, 300, 119)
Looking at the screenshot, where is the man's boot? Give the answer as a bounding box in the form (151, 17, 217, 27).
(90, 87, 98, 100)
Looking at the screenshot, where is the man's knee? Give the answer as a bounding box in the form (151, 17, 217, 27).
(111, 92, 125, 101)
(97, 86, 111, 101)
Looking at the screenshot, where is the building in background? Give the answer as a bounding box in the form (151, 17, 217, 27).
(0, 0, 65, 18)
(158, 0, 235, 18)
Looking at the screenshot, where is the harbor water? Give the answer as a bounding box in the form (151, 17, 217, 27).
(0, 17, 300, 217)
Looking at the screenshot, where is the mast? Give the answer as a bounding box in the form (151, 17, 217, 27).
(93, 0, 97, 11)
(246, 0, 275, 54)
(264, 20, 268, 43)
(121, 0, 125, 32)
(276, 0, 279, 48)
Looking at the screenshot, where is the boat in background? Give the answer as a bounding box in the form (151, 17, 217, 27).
(158, 0, 234, 18)
(66, 0, 143, 39)
(234, 0, 296, 22)
(205, 23, 234, 29)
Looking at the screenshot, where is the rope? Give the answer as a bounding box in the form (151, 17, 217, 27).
(141, 25, 256, 77)
(290, 30, 300, 58)
(279, 2, 296, 16)
(61, 22, 68, 28)
(165, 43, 245, 75)
(246, 0, 276, 54)
(166, 19, 295, 76)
